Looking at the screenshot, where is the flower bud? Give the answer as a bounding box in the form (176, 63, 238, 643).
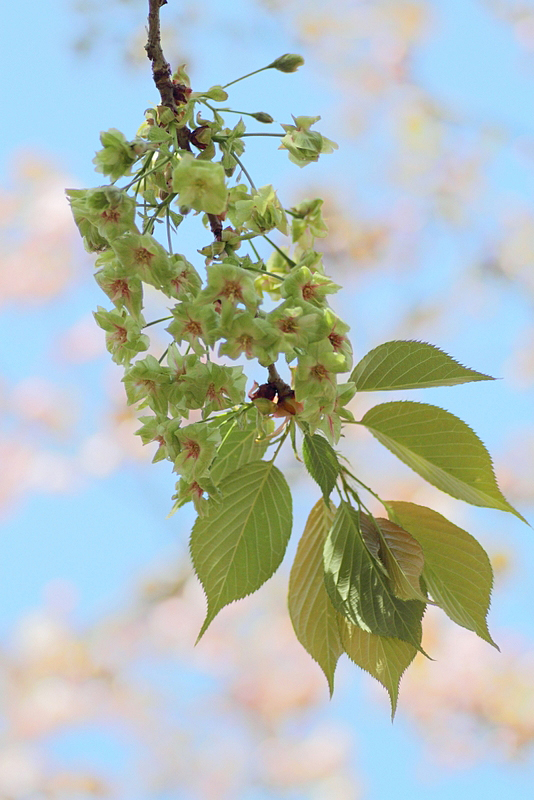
(251, 112, 274, 124)
(253, 397, 278, 415)
(269, 54, 305, 73)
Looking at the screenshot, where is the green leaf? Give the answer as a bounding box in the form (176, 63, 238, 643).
(288, 499, 342, 695)
(210, 417, 270, 485)
(387, 501, 498, 648)
(364, 516, 427, 602)
(302, 433, 339, 503)
(339, 617, 417, 717)
(360, 401, 524, 520)
(351, 340, 494, 391)
(323, 502, 426, 651)
(191, 461, 292, 638)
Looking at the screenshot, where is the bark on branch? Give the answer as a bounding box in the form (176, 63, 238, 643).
(267, 364, 293, 400)
(145, 0, 176, 110)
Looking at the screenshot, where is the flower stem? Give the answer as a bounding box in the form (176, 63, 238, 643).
(123, 154, 173, 191)
(222, 65, 271, 89)
(269, 426, 290, 463)
(143, 316, 173, 329)
(238, 132, 284, 138)
(262, 235, 296, 267)
(232, 153, 257, 191)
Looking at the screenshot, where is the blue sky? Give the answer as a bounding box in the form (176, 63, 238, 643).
(2, 0, 534, 797)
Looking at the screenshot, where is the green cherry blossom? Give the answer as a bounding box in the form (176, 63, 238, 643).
(201, 261, 260, 313)
(279, 116, 338, 168)
(66, 189, 109, 253)
(301, 381, 356, 444)
(180, 362, 247, 415)
(166, 302, 220, 355)
(173, 422, 221, 481)
(218, 311, 279, 366)
(161, 255, 202, 301)
(171, 154, 227, 214)
(93, 307, 149, 366)
(294, 341, 346, 404)
(111, 232, 171, 288)
(135, 414, 172, 463)
(266, 300, 324, 361)
(230, 185, 288, 235)
(122, 355, 172, 415)
(94, 251, 144, 321)
(280, 265, 341, 307)
(290, 197, 329, 247)
(93, 129, 149, 181)
(84, 186, 137, 241)
(319, 308, 353, 372)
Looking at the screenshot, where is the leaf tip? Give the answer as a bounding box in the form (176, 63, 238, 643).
(325, 667, 336, 699)
(195, 611, 213, 645)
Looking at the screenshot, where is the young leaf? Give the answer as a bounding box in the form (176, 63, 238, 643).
(387, 501, 498, 648)
(191, 461, 292, 638)
(339, 617, 417, 716)
(288, 498, 342, 695)
(360, 401, 524, 520)
(302, 433, 339, 503)
(323, 502, 426, 651)
(361, 515, 426, 602)
(351, 340, 494, 391)
(210, 417, 270, 485)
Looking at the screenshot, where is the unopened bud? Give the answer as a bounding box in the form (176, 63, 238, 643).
(269, 54, 305, 73)
(251, 111, 274, 124)
(253, 397, 278, 415)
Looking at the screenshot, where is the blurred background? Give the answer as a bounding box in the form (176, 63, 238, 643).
(2, 0, 534, 797)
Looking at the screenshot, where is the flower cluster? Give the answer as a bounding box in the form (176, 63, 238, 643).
(67, 55, 353, 511)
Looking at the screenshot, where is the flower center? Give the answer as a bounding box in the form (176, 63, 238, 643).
(183, 439, 200, 460)
(328, 332, 344, 350)
(111, 324, 127, 344)
(278, 316, 298, 333)
(101, 208, 120, 223)
(185, 319, 203, 336)
(134, 247, 154, 266)
(110, 279, 131, 302)
(311, 364, 329, 381)
(222, 280, 243, 302)
(301, 282, 319, 301)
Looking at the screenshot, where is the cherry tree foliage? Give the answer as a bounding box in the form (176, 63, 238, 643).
(1, 0, 534, 794)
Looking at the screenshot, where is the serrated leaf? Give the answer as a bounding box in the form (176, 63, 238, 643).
(351, 340, 494, 391)
(387, 501, 498, 648)
(302, 433, 339, 503)
(359, 515, 426, 601)
(372, 517, 426, 602)
(360, 401, 524, 520)
(210, 418, 270, 485)
(339, 617, 417, 716)
(323, 502, 425, 651)
(191, 461, 292, 638)
(288, 499, 342, 695)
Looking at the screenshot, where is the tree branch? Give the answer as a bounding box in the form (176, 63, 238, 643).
(145, 0, 176, 110)
(267, 364, 293, 399)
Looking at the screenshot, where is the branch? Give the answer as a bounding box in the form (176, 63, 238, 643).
(207, 214, 223, 241)
(145, 0, 176, 110)
(267, 364, 293, 400)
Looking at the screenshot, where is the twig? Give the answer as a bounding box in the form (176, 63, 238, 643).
(207, 214, 223, 241)
(145, 0, 176, 110)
